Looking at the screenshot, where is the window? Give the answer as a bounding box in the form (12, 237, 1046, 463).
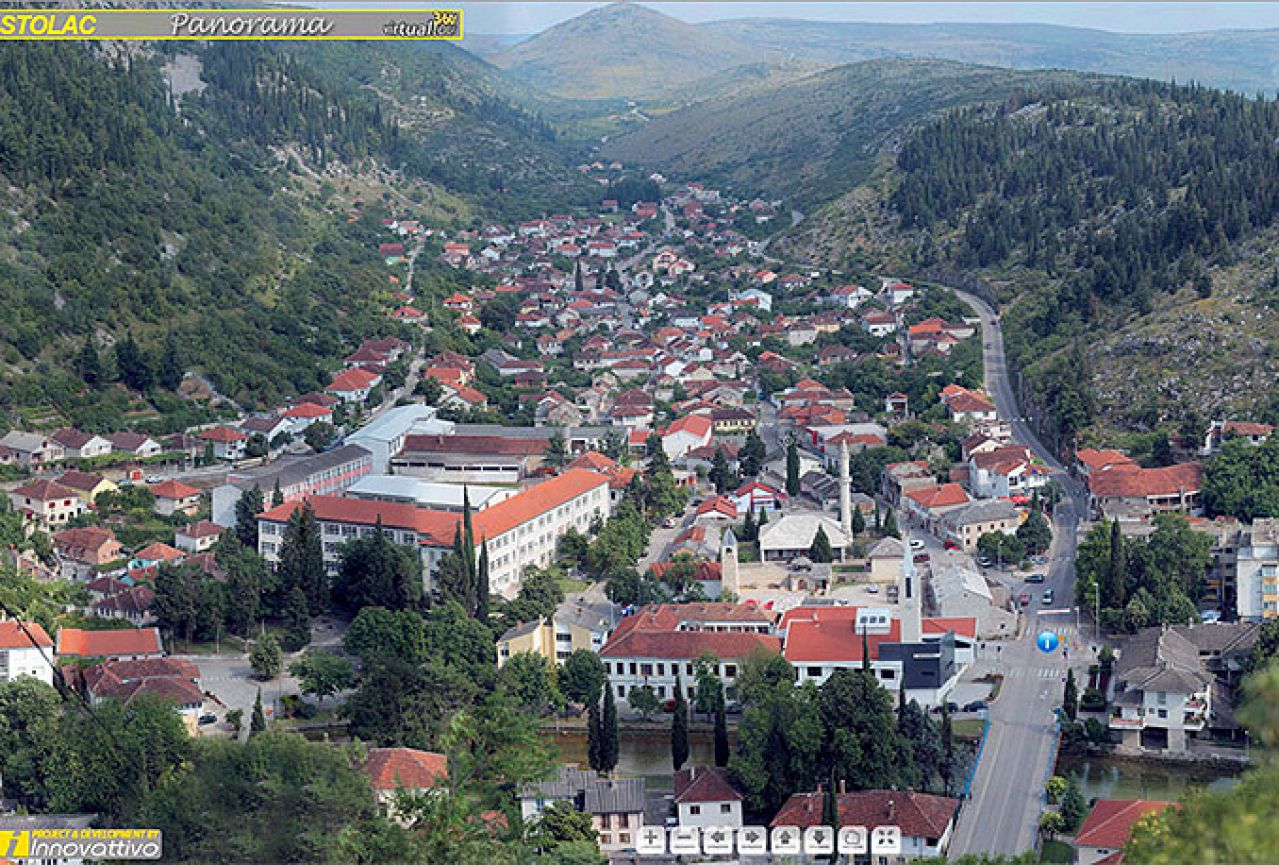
(689, 805, 701, 815)
(724, 664, 737, 678)
(720, 803, 732, 814)
(618, 833, 630, 845)
(808, 666, 823, 678)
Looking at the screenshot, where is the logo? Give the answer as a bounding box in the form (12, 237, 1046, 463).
(0, 829, 161, 861)
(1037, 629, 1060, 653)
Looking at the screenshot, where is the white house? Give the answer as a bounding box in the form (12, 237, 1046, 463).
(0, 620, 54, 687)
(661, 414, 713, 461)
(674, 767, 744, 829)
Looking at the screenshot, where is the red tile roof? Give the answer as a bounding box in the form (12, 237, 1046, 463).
(665, 414, 713, 439)
(11, 479, 80, 501)
(772, 790, 959, 838)
(135, 542, 185, 562)
(906, 483, 970, 509)
(400, 434, 547, 456)
(326, 368, 380, 393)
(472, 469, 610, 542)
(55, 470, 108, 494)
(56, 627, 163, 658)
(1088, 462, 1203, 499)
(283, 402, 333, 419)
(1223, 421, 1273, 437)
(150, 479, 200, 500)
(1076, 448, 1135, 471)
(198, 426, 247, 443)
(1074, 799, 1177, 850)
(673, 766, 743, 804)
(0, 620, 52, 650)
(179, 520, 224, 539)
(600, 603, 778, 660)
(361, 747, 448, 792)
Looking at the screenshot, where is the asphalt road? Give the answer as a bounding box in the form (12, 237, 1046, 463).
(945, 289, 1093, 857)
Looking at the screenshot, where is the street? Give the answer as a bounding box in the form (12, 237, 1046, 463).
(945, 289, 1092, 857)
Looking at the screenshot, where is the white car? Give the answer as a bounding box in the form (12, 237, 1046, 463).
(145, 475, 163, 484)
(909, 538, 925, 551)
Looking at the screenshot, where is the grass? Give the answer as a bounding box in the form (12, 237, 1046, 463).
(557, 577, 591, 595)
(952, 718, 986, 740)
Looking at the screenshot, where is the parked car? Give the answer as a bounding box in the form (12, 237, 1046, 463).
(198, 714, 217, 725)
(145, 475, 163, 484)
(913, 553, 929, 564)
(1042, 589, 1055, 604)
(944, 540, 961, 551)
(663, 517, 678, 528)
(977, 556, 993, 568)
(1025, 572, 1045, 584)
(866, 584, 879, 593)
(1018, 592, 1032, 606)
(931, 702, 960, 715)
(909, 538, 925, 551)
(962, 700, 988, 713)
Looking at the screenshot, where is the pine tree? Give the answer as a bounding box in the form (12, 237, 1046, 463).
(476, 539, 491, 624)
(785, 440, 801, 496)
(1063, 668, 1079, 721)
(234, 484, 265, 549)
(672, 674, 690, 771)
(851, 505, 866, 535)
(600, 684, 619, 774)
(810, 525, 834, 563)
(1107, 519, 1127, 607)
(158, 331, 184, 391)
(251, 688, 266, 734)
(271, 480, 283, 507)
(280, 503, 326, 615)
(758, 508, 768, 529)
(821, 774, 840, 860)
(75, 336, 101, 387)
(883, 508, 900, 539)
(587, 700, 603, 772)
(741, 430, 766, 477)
(743, 510, 756, 543)
(939, 704, 955, 796)
(874, 505, 882, 532)
(714, 703, 729, 768)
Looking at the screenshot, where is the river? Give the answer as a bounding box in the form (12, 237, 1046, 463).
(1056, 754, 1244, 802)
(541, 725, 721, 788)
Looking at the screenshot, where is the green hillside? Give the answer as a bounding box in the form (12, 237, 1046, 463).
(601, 58, 1091, 207)
(0, 42, 587, 434)
(779, 77, 1279, 445)
(706, 18, 1279, 96)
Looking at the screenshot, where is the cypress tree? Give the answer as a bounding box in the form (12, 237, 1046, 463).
(75, 336, 101, 386)
(714, 703, 729, 768)
(234, 484, 265, 549)
(271, 479, 283, 507)
(785, 440, 801, 496)
(883, 508, 900, 539)
(1063, 668, 1079, 721)
(821, 773, 840, 860)
(672, 674, 690, 771)
(743, 509, 756, 542)
(810, 525, 834, 564)
(1107, 519, 1127, 607)
(251, 688, 266, 734)
(852, 505, 866, 535)
(600, 684, 619, 774)
(476, 539, 490, 623)
(587, 700, 603, 772)
(939, 704, 955, 796)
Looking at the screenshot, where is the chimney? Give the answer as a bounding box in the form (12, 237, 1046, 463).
(839, 780, 846, 795)
(887, 799, 895, 822)
(690, 767, 696, 781)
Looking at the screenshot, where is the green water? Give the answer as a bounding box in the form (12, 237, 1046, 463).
(1057, 754, 1244, 802)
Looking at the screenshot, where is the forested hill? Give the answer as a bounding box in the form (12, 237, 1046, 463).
(0, 43, 586, 434)
(782, 78, 1279, 445)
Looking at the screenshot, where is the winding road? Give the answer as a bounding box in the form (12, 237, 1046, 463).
(945, 289, 1093, 857)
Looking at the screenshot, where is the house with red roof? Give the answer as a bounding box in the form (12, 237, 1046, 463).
(56, 626, 164, 661)
(661, 414, 713, 460)
(968, 444, 1050, 499)
(600, 603, 779, 709)
(1074, 448, 1136, 479)
(772, 788, 959, 860)
(54, 469, 117, 504)
(198, 426, 249, 461)
(7, 479, 86, 532)
(1072, 799, 1177, 865)
(53, 526, 123, 579)
(150, 479, 202, 517)
(941, 386, 998, 425)
(325, 367, 381, 403)
(81, 657, 203, 733)
(360, 747, 448, 817)
(1087, 461, 1204, 519)
(903, 483, 972, 528)
(0, 620, 54, 687)
(174, 520, 225, 554)
(673, 766, 744, 829)
(282, 400, 334, 434)
(51, 427, 113, 460)
(1202, 419, 1274, 455)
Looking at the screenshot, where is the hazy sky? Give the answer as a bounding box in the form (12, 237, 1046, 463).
(446, 2, 1279, 35)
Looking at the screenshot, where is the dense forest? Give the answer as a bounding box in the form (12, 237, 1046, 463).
(887, 79, 1279, 442)
(0, 42, 587, 431)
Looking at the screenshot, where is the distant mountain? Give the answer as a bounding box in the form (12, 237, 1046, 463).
(705, 18, 1279, 95)
(485, 2, 772, 100)
(602, 58, 1090, 206)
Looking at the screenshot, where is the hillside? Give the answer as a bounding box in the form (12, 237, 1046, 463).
(601, 58, 1090, 206)
(706, 19, 1279, 96)
(777, 78, 1279, 445)
(485, 2, 771, 100)
(0, 42, 588, 434)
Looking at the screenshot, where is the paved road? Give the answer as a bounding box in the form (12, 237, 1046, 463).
(946, 289, 1093, 857)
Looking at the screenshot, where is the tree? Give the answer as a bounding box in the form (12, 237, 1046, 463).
(279, 503, 326, 615)
(250, 634, 283, 680)
(1045, 775, 1068, 804)
(897, 697, 942, 791)
(153, 562, 200, 645)
(1108, 518, 1128, 607)
(271, 479, 283, 507)
(289, 650, 355, 707)
(1016, 508, 1053, 555)
(809, 525, 835, 563)
(539, 801, 597, 845)
(883, 508, 900, 539)
(818, 669, 903, 790)
(304, 421, 336, 453)
(1063, 669, 1079, 721)
(671, 675, 690, 771)
(234, 485, 265, 549)
(332, 522, 423, 612)
(245, 433, 268, 459)
(694, 654, 725, 721)
(785, 440, 801, 496)
(226, 708, 243, 733)
(158, 332, 184, 391)
(599, 685, 619, 774)
(75, 336, 102, 386)
(115, 332, 153, 392)
(586, 700, 603, 773)
(709, 447, 736, 494)
(560, 650, 607, 707)
(1059, 778, 1087, 832)
(498, 651, 562, 715)
(851, 504, 866, 535)
(628, 685, 660, 721)
(476, 539, 490, 625)
(714, 704, 729, 768)
(251, 689, 267, 734)
(423, 601, 496, 688)
(742, 509, 757, 542)
(741, 431, 766, 478)
(343, 606, 425, 666)
(281, 587, 313, 652)
(1039, 810, 1066, 838)
(939, 704, 955, 795)
(544, 431, 569, 469)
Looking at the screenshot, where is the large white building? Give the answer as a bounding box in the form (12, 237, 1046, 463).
(257, 468, 611, 598)
(0, 620, 54, 687)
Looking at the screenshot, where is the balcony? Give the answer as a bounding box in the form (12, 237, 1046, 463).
(1109, 714, 1145, 730)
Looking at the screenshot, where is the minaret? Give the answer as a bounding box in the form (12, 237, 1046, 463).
(839, 440, 852, 538)
(720, 528, 739, 598)
(899, 533, 922, 643)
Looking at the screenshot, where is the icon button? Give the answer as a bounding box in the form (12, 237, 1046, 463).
(804, 825, 835, 855)
(838, 825, 869, 854)
(872, 825, 902, 855)
(670, 826, 701, 855)
(636, 826, 666, 855)
(771, 826, 801, 854)
(1037, 629, 1060, 653)
(737, 826, 768, 856)
(703, 826, 733, 854)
